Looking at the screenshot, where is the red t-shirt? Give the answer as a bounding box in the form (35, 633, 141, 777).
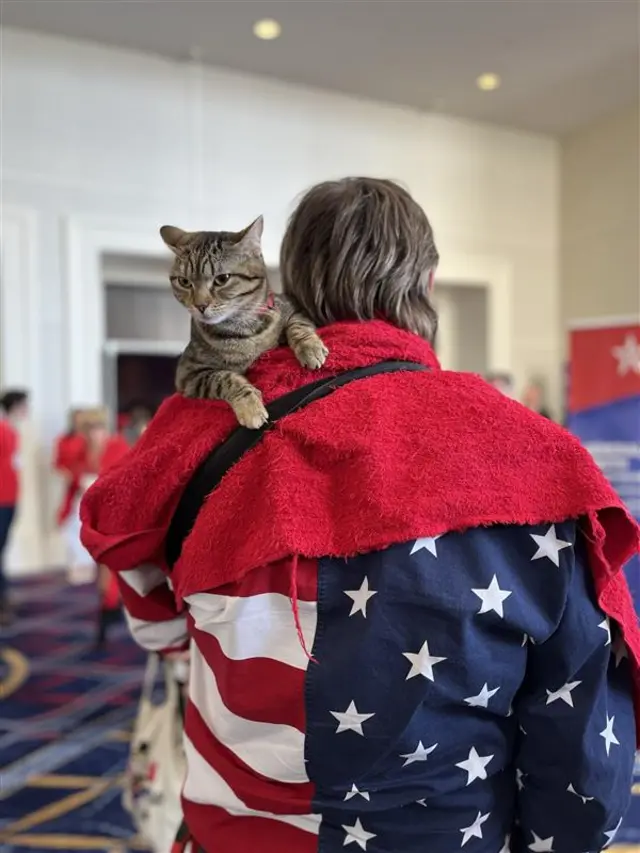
(0, 419, 19, 506)
(98, 434, 131, 610)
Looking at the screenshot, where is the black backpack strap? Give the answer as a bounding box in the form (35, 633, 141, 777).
(165, 360, 428, 569)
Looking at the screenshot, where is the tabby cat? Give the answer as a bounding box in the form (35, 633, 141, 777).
(160, 216, 328, 429)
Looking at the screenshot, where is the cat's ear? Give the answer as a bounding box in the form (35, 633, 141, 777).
(235, 216, 264, 252)
(160, 225, 193, 255)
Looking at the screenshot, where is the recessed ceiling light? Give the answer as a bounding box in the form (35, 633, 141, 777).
(253, 19, 282, 40)
(476, 72, 501, 92)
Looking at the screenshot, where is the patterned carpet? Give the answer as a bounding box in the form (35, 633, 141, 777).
(1, 573, 639, 852)
(0, 573, 149, 853)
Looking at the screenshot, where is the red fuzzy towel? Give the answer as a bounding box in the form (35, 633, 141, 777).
(80, 320, 640, 739)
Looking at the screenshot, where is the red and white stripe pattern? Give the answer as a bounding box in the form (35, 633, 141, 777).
(117, 564, 189, 654)
(117, 558, 321, 852)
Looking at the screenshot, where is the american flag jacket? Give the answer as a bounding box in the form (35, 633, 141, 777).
(117, 522, 634, 852)
(81, 321, 640, 853)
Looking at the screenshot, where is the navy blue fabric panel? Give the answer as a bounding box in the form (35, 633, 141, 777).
(303, 522, 634, 852)
(514, 534, 635, 853)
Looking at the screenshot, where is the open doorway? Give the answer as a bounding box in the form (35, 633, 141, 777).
(433, 283, 488, 374)
(103, 342, 183, 430)
(102, 253, 187, 426)
(116, 352, 178, 411)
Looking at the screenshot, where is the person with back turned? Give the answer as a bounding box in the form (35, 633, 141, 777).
(82, 178, 640, 853)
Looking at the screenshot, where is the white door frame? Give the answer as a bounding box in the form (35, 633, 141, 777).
(63, 215, 177, 408)
(103, 339, 187, 357)
(63, 214, 514, 407)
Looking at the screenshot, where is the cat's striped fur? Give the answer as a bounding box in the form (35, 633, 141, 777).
(160, 217, 328, 429)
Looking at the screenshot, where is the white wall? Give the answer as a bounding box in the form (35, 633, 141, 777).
(0, 28, 561, 569)
(561, 106, 640, 333)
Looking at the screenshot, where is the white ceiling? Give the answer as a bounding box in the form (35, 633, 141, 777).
(3, 0, 639, 135)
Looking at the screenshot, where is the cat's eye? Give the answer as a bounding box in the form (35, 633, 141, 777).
(176, 277, 191, 289)
(215, 273, 231, 286)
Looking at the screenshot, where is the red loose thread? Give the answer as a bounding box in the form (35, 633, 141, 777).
(289, 553, 317, 664)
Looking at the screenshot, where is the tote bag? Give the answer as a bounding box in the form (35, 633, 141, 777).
(123, 653, 186, 853)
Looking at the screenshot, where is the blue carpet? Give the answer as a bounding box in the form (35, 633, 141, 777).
(0, 572, 149, 852)
(1, 573, 639, 850)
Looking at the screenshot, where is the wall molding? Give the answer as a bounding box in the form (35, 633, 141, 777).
(4, 167, 183, 203)
(0, 205, 39, 394)
(62, 214, 177, 407)
(0, 205, 47, 573)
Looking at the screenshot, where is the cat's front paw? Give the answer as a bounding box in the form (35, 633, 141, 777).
(232, 392, 269, 430)
(294, 336, 329, 370)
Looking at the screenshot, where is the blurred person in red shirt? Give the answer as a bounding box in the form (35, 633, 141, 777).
(57, 407, 130, 585)
(56, 408, 96, 582)
(81, 409, 130, 649)
(54, 408, 88, 528)
(0, 389, 29, 624)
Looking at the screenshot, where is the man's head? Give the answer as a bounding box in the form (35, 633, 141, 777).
(523, 379, 545, 411)
(486, 372, 515, 398)
(280, 178, 439, 343)
(0, 389, 29, 420)
(127, 400, 153, 426)
(79, 407, 109, 447)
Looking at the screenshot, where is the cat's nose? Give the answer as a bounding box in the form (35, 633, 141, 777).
(195, 304, 207, 314)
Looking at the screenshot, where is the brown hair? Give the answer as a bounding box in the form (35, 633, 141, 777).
(280, 178, 439, 342)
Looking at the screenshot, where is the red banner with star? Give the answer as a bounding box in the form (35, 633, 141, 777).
(568, 317, 640, 598)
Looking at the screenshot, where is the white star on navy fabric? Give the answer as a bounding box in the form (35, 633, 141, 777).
(403, 640, 447, 681)
(472, 575, 512, 617)
(528, 832, 555, 852)
(344, 783, 370, 802)
(612, 333, 640, 375)
(530, 525, 572, 566)
(598, 617, 612, 646)
(604, 816, 623, 846)
(613, 633, 629, 667)
(410, 535, 442, 557)
(400, 740, 438, 767)
(516, 769, 525, 791)
(344, 576, 377, 617)
(464, 683, 500, 708)
(455, 746, 494, 785)
(331, 701, 375, 736)
(342, 818, 376, 850)
(546, 680, 581, 707)
(499, 836, 511, 853)
(600, 715, 620, 755)
(417, 799, 427, 807)
(567, 783, 594, 804)
(460, 811, 490, 847)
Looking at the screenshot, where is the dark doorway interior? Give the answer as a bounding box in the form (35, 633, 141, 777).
(116, 353, 178, 414)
